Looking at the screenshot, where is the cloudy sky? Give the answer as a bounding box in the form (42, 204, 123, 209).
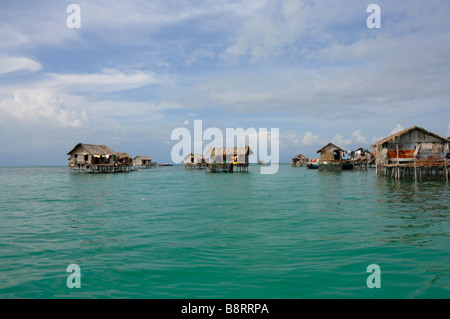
(0, 0, 449, 165)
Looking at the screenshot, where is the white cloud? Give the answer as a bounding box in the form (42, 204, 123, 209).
(0, 55, 42, 74)
(447, 124, 450, 137)
(3, 1, 264, 49)
(371, 136, 384, 144)
(332, 133, 351, 147)
(279, 130, 300, 149)
(183, 50, 450, 119)
(0, 24, 29, 48)
(86, 0, 266, 30)
(280, 130, 324, 150)
(45, 69, 164, 93)
(223, 0, 310, 60)
(184, 120, 189, 125)
(390, 124, 404, 135)
(351, 130, 368, 144)
(0, 89, 85, 128)
(301, 131, 321, 146)
(0, 0, 449, 164)
(78, 99, 180, 119)
(0, 77, 182, 129)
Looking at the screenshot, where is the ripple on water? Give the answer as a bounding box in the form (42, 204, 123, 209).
(0, 165, 449, 298)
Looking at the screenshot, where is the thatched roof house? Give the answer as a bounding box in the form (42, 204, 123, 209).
(317, 143, 344, 163)
(205, 146, 253, 164)
(184, 153, 206, 164)
(371, 126, 449, 166)
(291, 154, 309, 167)
(67, 143, 116, 166)
(133, 156, 152, 167)
(116, 152, 132, 164)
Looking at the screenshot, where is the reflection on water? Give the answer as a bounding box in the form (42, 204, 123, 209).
(374, 177, 449, 247)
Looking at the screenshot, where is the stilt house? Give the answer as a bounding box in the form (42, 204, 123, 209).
(291, 154, 309, 167)
(371, 126, 449, 179)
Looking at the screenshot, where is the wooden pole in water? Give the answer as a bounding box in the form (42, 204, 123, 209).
(414, 157, 417, 181)
(445, 143, 448, 182)
(396, 144, 399, 179)
(375, 147, 378, 175)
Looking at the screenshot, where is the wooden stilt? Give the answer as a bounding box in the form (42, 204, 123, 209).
(445, 143, 448, 182)
(396, 145, 399, 179)
(414, 158, 417, 181)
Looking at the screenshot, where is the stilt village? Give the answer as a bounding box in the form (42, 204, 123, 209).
(68, 126, 450, 181)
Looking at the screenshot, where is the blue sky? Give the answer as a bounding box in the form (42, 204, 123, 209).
(0, 0, 449, 165)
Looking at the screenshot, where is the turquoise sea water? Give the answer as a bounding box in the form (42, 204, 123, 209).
(0, 164, 449, 298)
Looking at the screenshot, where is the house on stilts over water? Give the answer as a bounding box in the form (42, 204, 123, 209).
(347, 147, 374, 170)
(372, 126, 450, 180)
(316, 143, 351, 170)
(184, 153, 207, 169)
(316, 143, 375, 171)
(205, 146, 252, 172)
(67, 143, 133, 173)
(291, 154, 309, 167)
(133, 156, 154, 168)
(115, 152, 133, 165)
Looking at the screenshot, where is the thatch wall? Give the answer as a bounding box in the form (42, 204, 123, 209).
(184, 153, 206, 164)
(317, 143, 344, 163)
(67, 143, 116, 166)
(133, 156, 152, 166)
(205, 146, 253, 164)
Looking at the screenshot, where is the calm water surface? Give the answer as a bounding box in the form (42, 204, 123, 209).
(0, 164, 449, 298)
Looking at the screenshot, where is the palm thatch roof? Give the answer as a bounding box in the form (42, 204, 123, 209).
(292, 153, 308, 160)
(133, 156, 152, 161)
(67, 143, 116, 155)
(371, 126, 449, 148)
(205, 146, 253, 156)
(116, 152, 132, 158)
(184, 153, 205, 160)
(316, 143, 344, 153)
